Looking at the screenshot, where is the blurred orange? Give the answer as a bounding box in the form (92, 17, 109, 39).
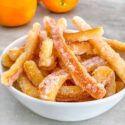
(42, 0, 78, 13)
(0, 0, 37, 27)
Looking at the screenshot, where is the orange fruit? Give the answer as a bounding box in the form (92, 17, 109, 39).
(42, 0, 78, 13)
(0, 0, 37, 27)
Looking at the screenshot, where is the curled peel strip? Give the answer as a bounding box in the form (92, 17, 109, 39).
(52, 26, 106, 99)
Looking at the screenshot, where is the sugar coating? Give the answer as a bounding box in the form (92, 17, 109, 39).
(39, 70, 68, 96)
(97, 83, 104, 89)
(86, 83, 104, 93)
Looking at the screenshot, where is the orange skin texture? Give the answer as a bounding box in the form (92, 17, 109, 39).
(42, 0, 78, 13)
(0, 0, 37, 27)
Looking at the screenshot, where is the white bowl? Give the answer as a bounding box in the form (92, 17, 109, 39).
(1, 35, 125, 122)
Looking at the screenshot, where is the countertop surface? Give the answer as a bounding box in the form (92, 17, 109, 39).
(0, 0, 125, 125)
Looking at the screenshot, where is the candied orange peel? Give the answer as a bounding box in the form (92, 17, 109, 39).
(1, 16, 125, 102)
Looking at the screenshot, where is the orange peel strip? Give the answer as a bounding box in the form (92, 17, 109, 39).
(39, 30, 56, 69)
(105, 39, 125, 51)
(8, 47, 24, 61)
(17, 74, 39, 98)
(39, 38, 54, 67)
(24, 60, 44, 87)
(93, 66, 116, 97)
(56, 85, 91, 102)
(68, 42, 95, 55)
(52, 26, 106, 99)
(39, 69, 69, 101)
(64, 27, 104, 43)
(81, 56, 107, 73)
(2, 53, 14, 68)
(1, 23, 41, 86)
(43, 16, 56, 37)
(89, 39, 125, 83)
(33, 31, 47, 58)
(57, 18, 67, 30)
(72, 16, 125, 51)
(72, 16, 91, 31)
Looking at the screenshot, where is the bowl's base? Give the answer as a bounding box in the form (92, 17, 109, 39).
(9, 86, 123, 122)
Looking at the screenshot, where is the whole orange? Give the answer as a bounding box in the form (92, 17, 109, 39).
(42, 0, 78, 13)
(0, 0, 37, 27)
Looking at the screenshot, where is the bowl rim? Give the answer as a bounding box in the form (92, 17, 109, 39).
(1, 35, 125, 106)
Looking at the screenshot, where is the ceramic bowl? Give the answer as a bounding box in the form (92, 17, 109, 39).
(1, 35, 125, 121)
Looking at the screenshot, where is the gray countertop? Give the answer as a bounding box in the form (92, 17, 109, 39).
(0, 0, 125, 124)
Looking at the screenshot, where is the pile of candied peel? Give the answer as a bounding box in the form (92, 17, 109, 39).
(1, 16, 125, 102)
